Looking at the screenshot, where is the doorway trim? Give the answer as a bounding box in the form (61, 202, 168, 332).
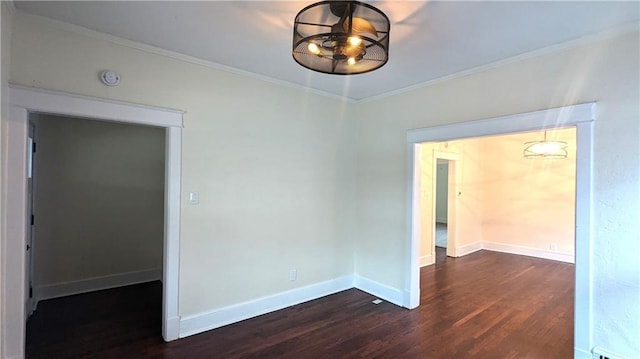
(4, 85, 183, 358)
(405, 103, 595, 357)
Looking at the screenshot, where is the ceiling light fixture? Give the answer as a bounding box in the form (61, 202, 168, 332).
(523, 131, 568, 159)
(292, 1, 390, 75)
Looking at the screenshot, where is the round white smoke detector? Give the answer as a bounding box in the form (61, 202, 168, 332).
(100, 70, 120, 86)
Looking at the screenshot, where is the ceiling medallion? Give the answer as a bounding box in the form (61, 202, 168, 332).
(292, 1, 390, 75)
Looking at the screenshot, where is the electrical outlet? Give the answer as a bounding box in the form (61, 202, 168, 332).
(289, 269, 297, 281)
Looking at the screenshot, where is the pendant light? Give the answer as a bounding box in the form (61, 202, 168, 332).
(292, 1, 390, 75)
(523, 131, 568, 159)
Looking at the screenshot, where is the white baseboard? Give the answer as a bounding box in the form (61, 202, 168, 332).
(456, 241, 483, 257)
(453, 241, 575, 263)
(179, 275, 354, 338)
(179, 274, 411, 339)
(353, 274, 404, 307)
(482, 241, 574, 263)
(36, 267, 162, 301)
(420, 254, 434, 267)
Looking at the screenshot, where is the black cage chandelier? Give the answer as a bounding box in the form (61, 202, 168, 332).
(293, 1, 390, 75)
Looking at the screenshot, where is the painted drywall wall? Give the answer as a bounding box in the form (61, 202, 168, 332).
(0, 2, 12, 357)
(435, 162, 448, 223)
(354, 30, 639, 356)
(479, 129, 576, 255)
(9, 12, 355, 317)
(31, 114, 165, 291)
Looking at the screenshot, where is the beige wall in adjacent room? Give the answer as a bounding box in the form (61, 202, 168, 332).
(31, 115, 165, 287)
(417, 128, 577, 267)
(479, 128, 576, 254)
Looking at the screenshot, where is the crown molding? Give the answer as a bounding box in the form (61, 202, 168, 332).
(3, 0, 16, 15)
(358, 20, 640, 104)
(16, 11, 356, 104)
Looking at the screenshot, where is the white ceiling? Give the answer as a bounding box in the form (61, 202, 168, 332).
(13, 1, 640, 101)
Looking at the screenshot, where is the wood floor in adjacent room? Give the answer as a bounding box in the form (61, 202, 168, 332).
(26, 249, 574, 359)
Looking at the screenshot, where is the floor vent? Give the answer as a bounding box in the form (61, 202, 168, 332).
(592, 347, 624, 359)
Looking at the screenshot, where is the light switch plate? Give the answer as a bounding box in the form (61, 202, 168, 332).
(189, 192, 199, 205)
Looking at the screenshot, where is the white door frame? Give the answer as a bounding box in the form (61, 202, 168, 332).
(3, 85, 183, 358)
(405, 103, 595, 358)
(432, 151, 459, 259)
(25, 122, 36, 318)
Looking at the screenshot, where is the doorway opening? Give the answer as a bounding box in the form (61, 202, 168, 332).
(405, 103, 594, 357)
(25, 114, 167, 355)
(432, 151, 460, 263)
(418, 150, 460, 267)
(4, 86, 183, 358)
(434, 159, 449, 263)
(435, 161, 448, 260)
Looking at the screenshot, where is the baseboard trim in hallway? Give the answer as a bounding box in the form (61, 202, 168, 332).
(36, 268, 162, 301)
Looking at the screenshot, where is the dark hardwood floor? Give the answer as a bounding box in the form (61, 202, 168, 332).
(26, 249, 574, 358)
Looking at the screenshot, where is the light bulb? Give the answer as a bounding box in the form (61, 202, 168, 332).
(347, 57, 357, 66)
(348, 36, 362, 46)
(530, 142, 561, 154)
(307, 43, 321, 55)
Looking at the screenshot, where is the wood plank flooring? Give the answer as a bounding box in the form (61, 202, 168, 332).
(26, 249, 574, 358)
